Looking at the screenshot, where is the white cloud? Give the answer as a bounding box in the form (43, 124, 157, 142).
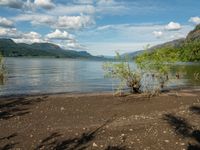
(66, 40, 84, 50)
(165, 22, 181, 31)
(0, 27, 44, 43)
(0, 27, 20, 38)
(46, 29, 74, 40)
(45, 29, 85, 50)
(13, 31, 43, 43)
(0, 0, 23, 9)
(189, 16, 200, 25)
(55, 15, 94, 30)
(48, 4, 95, 15)
(24, 31, 41, 39)
(0, 17, 14, 28)
(34, 0, 55, 9)
(152, 31, 163, 38)
(14, 13, 94, 30)
(13, 14, 55, 25)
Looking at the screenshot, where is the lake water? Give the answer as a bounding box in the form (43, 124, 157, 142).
(0, 58, 118, 96)
(0, 58, 200, 96)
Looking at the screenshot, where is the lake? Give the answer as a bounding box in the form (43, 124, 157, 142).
(0, 58, 200, 96)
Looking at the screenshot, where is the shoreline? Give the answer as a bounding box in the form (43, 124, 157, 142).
(1, 85, 200, 99)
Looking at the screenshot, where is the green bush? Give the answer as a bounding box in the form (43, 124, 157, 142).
(103, 53, 141, 94)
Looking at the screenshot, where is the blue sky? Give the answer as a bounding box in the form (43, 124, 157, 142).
(0, 0, 200, 56)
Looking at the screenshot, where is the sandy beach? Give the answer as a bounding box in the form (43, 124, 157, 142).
(0, 89, 200, 150)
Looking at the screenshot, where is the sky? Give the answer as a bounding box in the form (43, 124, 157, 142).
(0, 0, 200, 56)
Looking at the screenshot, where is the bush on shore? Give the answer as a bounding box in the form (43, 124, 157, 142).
(103, 46, 180, 95)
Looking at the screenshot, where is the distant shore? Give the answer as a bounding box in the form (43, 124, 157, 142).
(0, 89, 200, 149)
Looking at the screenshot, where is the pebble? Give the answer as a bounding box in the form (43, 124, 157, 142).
(164, 140, 169, 143)
(163, 131, 167, 134)
(129, 129, 133, 132)
(61, 107, 65, 111)
(109, 136, 114, 140)
(180, 143, 185, 146)
(30, 134, 33, 138)
(93, 142, 98, 147)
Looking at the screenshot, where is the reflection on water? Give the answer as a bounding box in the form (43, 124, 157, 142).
(0, 58, 199, 96)
(0, 58, 118, 96)
(171, 63, 200, 87)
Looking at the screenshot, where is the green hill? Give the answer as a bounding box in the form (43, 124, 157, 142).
(135, 24, 200, 62)
(0, 39, 95, 59)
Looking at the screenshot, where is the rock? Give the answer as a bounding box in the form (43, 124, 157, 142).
(164, 140, 169, 143)
(180, 143, 185, 146)
(93, 142, 98, 147)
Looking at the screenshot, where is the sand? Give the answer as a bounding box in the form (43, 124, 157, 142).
(0, 89, 200, 150)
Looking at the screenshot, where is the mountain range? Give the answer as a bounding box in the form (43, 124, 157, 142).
(0, 39, 102, 59)
(0, 24, 199, 60)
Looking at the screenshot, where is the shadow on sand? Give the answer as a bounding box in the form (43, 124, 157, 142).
(163, 105, 200, 150)
(0, 96, 48, 120)
(105, 145, 127, 150)
(34, 118, 126, 150)
(0, 133, 19, 150)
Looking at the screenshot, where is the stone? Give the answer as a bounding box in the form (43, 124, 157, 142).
(93, 142, 98, 147)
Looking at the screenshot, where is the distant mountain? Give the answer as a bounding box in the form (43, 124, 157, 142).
(121, 50, 145, 59)
(149, 38, 185, 51)
(0, 39, 98, 59)
(123, 24, 200, 60)
(186, 24, 200, 41)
